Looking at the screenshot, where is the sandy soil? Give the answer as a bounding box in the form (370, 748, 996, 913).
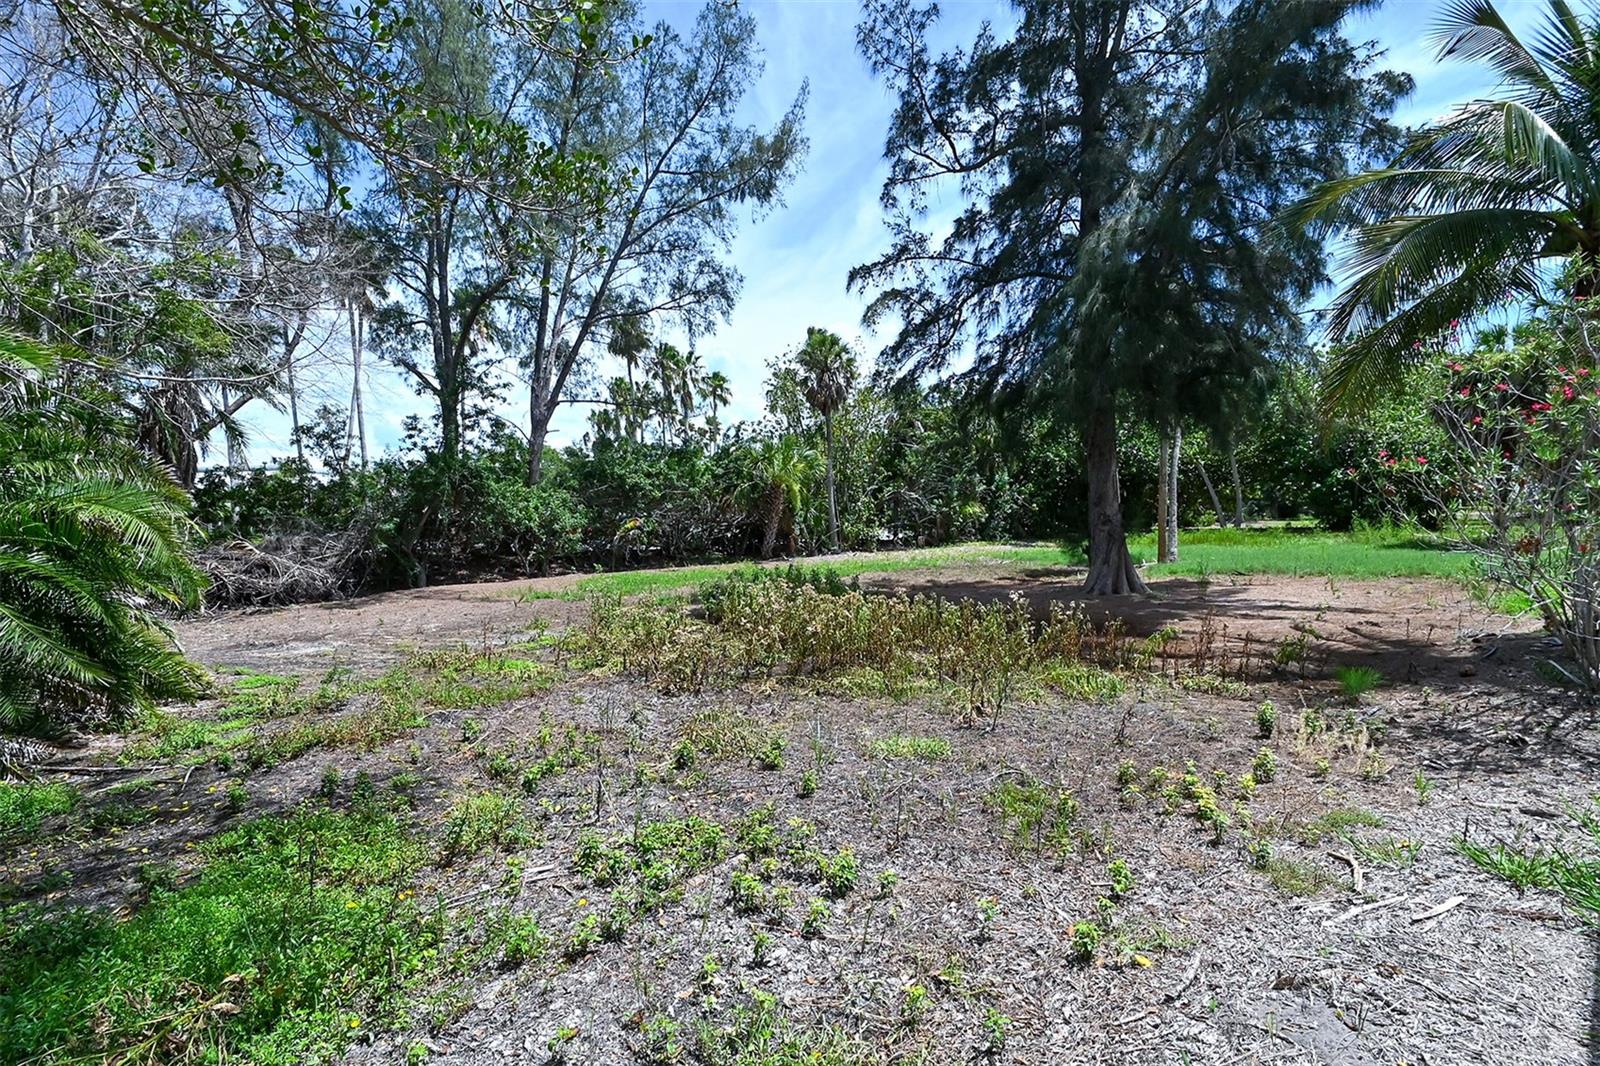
(10, 566, 1598, 1065)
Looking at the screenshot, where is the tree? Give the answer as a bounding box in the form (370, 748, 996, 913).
(748, 435, 817, 559)
(796, 327, 857, 551)
(0, 333, 206, 736)
(1292, 0, 1600, 411)
(854, 0, 1403, 593)
(704, 370, 732, 443)
(509, 0, 806, 484)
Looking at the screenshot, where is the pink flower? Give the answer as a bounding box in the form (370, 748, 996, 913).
(1458, 386, 1471, 397)
(1415, 456, 1428, 465)
(1345, 467, 1357, 476)
(1470, 415, 1484, 425)
(1531, 401, 1553, 412)
(1448, 361, 1465, 372)
(1412, 340, 1424, 350)
(1563, 385, 1576, 400)
(1495, 382, 1510, 392)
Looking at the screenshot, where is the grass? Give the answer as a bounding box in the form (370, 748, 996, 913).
(865, 734, 952, 760)
(1136, 526, 1475, 580)
(516, 527, 1473, 608)
(0, 805, 446, 1065)
(0, 781, 79, 842)
(1459, 800, 1600, 918)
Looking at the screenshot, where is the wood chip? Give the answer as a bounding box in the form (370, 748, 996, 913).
(1410, 895, 1467, 923)
(1324, 894, 1409, 926)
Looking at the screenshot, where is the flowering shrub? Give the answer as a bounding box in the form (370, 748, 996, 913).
(1381, 306, 1600, 687)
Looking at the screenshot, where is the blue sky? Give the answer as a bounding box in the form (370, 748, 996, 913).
(240, 0, 1553, 466)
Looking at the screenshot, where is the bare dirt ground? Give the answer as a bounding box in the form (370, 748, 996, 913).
(9, 566, 1599, 1065)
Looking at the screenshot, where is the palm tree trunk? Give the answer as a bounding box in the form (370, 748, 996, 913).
(761, 487, 782, 559)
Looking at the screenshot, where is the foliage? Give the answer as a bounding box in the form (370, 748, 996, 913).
(1459, 799, 1600, 918)
(0, 806, 443, 1064)
(0, 333, 207, 734)
(0, 781, 79, 841)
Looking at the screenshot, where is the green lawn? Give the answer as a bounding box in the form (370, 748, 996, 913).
(519, 527, 1473, 602)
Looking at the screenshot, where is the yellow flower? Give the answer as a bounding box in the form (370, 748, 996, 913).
(1133, 954, 1153, 968)
(349, 1017, 361, 1028)
(346, 901, 359, 909)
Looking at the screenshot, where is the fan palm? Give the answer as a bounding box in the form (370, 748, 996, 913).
(0, 332, 207, 735)
(796, 328, 857, 551)
(1292, 0, 1600, 411)
(748, 435, 817, 559)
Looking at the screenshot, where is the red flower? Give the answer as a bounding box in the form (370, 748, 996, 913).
(1531, 401, 1553, 412)
(1563, 385, 1576, 400)
(1414, 456, 1428, 465)
(1495, 382, 1510, 392)
(1458, 386, 1471, 397)
(1448, 361, 1464, 372)
(1470, 415, 1484, 425)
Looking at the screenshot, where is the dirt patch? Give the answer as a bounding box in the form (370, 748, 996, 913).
(9, 567, 1598, 1064)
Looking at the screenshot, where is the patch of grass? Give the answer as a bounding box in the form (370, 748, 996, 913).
(0, 781, 79, 841)
(0, 806, 443, 1065)
(1333, 665, 1385, 700)
(691, 990, 875, 1065)
(1136, 526, 1474, 580)
(223, 671, 302, 719)
(1035, 662, 1125, 701)
(1261, 856, 1337, 897)
(1459, 801, 1600, 918)
(574, 817, 729, 917)
(442, 791, 535, 859)
(986, 778, 1078, 855)
(865, 734, 951, 760)
(1297, 807, 1384, 844)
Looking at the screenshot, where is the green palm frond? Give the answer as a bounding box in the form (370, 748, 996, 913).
(0, 332, 208, 735)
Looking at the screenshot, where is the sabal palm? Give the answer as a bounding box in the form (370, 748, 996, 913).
(704, 370, 732, 444)
(749, 435, 817, 559)
(0, 333, 207, 734)
(796, 327, 857, 551)
(1294, 0, 1600, 409)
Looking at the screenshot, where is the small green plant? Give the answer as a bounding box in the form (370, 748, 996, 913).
(730, 870, 767, 915)
(1334, 665, 1384, 700)
(901, 983, 930, 1026)
(1107, 858, 1135, 898)
(698, 953, 721, 991)
(640, 1013, 683, 1064)
(816, 847, 859, 898)
(750, 929, 772, 967)
(1252, 747, 1278, 784)
(319, 765, 341, 797)
(1414, 769, 1435, 805)
(797, 769, 818, 797)
(223, 780, 250, 813)
(980, 1008, 1009, 1054)
(756, 735, 786, 771)
(876, 869, 898, 898)
(866, 734, 952, 760)
(443, 791, 534, 858)
(501, 914, 547, 966)
(461, 716, 485, 742)
(802, 897, 829, 938)
(0, 781, 79, 841)
(1115, 760, 1138, 789)
(1311, 757, 1331, 778)
(565, 913, 601, 958)
(1256, 700, 1277, 737)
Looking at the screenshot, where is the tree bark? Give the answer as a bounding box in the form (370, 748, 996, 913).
(1156, 430, 1170, 564)
(1228, 444, 1245, 527)
(1082, 400, 1148, 595)
(1197, 457, 1224, 526)
(761, 488, 782, 559)
(825, 412, 839, 552)
(345, 304, 368, 470)
(528, 394, 553, 486)
(1165, 427, 1181, 563)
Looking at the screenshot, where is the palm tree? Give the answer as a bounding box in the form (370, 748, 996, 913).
(703, 370, 732, 445)
(0, 332, 207, 735)
(796, 327, 857, 551)
(748, 435, 817, 559)
(609, 315, 651, 442)
(1292, 0, 1600, 411)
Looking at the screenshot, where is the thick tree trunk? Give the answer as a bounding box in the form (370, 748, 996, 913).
(1082, 401, 1148, 595)
(528, 394, 553, 485)
(825, 413, 839, 552)
(1228, 445, 1245, 527)
(1197, 457, 1223, 526)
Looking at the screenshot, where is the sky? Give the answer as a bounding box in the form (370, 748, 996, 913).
(236, 0, 1555, 467)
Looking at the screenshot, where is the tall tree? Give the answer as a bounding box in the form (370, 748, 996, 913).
(1293, 0, 1600, 411)
(509, 0, 806, 484)
(855, 0, 1403, 593)
(796, 327, 857, 551)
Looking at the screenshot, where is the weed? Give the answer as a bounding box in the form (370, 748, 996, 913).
(0, 807, 442, 1064)
(802, 897, 829, 938)
(1069, 920, 1102, 962)
(461, 716, 485, 743)
(442, 792, 535, 859)
(1414, 770, 1435, 805)
(565, 913, 602, 959)
(499, 914, 547, 967)
(756, 735, 786, 771)
(1107, 858, 1135, 898)
(1256, 701, 1277, 738)
(815, 847, 859, 898)
(1334, 665, 1384, 700)
(223, 780, 250, 814)
(797, 769, 818, 797)
(987, 778, 1078, 855)
(0, 781, 78, 841)
(640, 1013, 684, 1064)
(1252, 747, 1278, 784)
(901, 983, 929, 1026)
(1459, 805, 1600, 917)
(750, 929, 772, 967)
(980, 1008, 1010, 1054)
(730, 871, 767, 915)
(1298, 808, 1384, 844)
(1262, 857, 1335, 897)
(877, 869, 898, 898)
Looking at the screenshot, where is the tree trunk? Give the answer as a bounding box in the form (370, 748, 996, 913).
(1197, 457, 1223, 526)
(1228, 444, 1245, 527)
(528, 394, 553, 485)
(1082, 400, 1147, 595)
(287, 345, 304, 466)
(1165, 426, 1181, 563)
(1156, 430, 1170, 564)
(761, 488, 782, 559)
(825, 412, 839, 552)
(350, 306, 368, 470)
